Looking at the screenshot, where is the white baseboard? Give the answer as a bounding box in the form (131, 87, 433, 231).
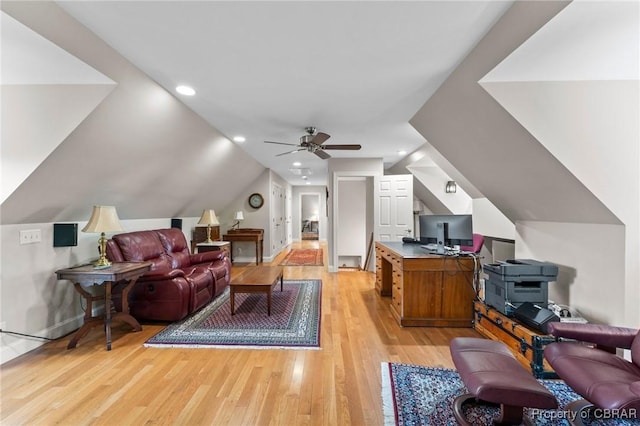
(232, 254, 275, 264)
(1, 314, 84, 365)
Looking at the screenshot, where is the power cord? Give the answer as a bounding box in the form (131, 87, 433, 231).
(0, 328, 56, 341)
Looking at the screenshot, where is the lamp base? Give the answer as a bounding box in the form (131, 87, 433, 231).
(93, 233, 112, 269)
(93, 263, 112, 270)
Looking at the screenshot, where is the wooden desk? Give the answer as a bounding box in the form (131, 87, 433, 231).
(55, 262, 152, 350)
(375, 241, 476, 327)
(223, 228, 264, 265)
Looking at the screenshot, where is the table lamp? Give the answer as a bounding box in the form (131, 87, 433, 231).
(82, 205, 124, 269)
(232, 211, 244, 229)
(198, 209, 219, 243)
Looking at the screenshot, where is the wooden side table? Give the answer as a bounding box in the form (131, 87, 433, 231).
(196, 241, 230, 257)
(55, 262, 151, 351)
(223, 228, 264, 265)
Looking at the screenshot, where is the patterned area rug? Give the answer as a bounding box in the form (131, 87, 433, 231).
(280, 248, 323, 266)
(145, 280, 321, 349)
(381, 363, 640, 426)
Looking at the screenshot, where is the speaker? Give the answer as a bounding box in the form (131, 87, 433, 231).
(514, 302, 560, 334)
(171, 218, 182, 230)
(53, 223, 78, 247)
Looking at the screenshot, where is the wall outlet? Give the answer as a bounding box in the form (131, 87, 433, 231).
(19, 229, 41, 245)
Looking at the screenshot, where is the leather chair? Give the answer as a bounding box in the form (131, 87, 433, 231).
(461, 233, 484, 254)
(156, 228, 231, 298)
(106, 229, 230, 321)
(544, 322, 640, 425)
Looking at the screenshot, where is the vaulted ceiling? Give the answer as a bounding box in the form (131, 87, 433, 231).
(1, 0, 636, 231)
(55, 0, 513, 186)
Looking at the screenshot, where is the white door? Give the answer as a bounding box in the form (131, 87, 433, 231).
(374, 174, 413, 241)
(271, 183, 285, 253)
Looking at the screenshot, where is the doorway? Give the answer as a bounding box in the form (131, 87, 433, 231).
(300, 193, 320, 241)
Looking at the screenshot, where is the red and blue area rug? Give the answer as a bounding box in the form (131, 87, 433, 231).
(279, 248, 323, 266)
(381, 363, 639, 426)
(145, 279, 321, 349)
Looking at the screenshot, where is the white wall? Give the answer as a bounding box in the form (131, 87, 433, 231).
(292, 186, 328, 242)
(337, 178, 367, 267)
(328, 158, 384, 271)
(0, 217, 193, 364)
(1, 2, 265, 225)
(472, 198, 515, 240)
(515, 221, 626, 325)
(407, 165, 473, 214)
(301, 194, 320, 222)
(481, 1, 639, 326)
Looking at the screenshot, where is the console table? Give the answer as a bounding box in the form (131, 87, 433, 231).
(55, 261, 151, 350)
(223, 228, 264, 265)
(375, 241, 476, 327)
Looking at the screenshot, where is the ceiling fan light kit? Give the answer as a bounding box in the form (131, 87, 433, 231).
(264, 127, 361, 159)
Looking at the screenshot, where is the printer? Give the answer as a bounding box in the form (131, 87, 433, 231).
(483, 259, 559, 316)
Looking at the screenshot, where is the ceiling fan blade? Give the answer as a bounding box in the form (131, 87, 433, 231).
(311, 132, 330, 146)
(321, 144, 362, 150)
(314, 149, 331, 160)
(276, 148, 305, 157)
(265, 140, 298, 146)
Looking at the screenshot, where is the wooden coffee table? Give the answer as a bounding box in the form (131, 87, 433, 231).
(230, 265, 284, 316)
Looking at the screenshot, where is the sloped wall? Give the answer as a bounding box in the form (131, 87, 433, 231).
(410, 1, 639, 325)
(0, 1, 266, 363)
(1, 1, 265, 224)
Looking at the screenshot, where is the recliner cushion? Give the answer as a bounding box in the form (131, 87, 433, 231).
(112, 231, 172, 270)
(545, 342, 640, 411)
(156, 228, 192, 269)
(451, 337, 557, 409)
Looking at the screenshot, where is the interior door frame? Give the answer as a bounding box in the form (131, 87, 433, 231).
(331, 170, 379, 272)
(271, 182, 285, 254)
(299, 192, 321, 241)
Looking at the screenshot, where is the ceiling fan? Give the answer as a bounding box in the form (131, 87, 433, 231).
(264, 127, 361, 159)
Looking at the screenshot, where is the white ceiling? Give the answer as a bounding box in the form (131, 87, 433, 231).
(57, 1, 513, 186)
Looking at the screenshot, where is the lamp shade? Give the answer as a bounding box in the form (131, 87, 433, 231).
(234, 211, 244, 221)
(81, 206, 124, 233)
(198, 209, 219, 226)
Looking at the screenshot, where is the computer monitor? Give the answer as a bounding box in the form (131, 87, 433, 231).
(419, 214, 473, 254)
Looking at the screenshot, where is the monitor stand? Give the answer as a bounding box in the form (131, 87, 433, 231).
(436, 222, 446, 255)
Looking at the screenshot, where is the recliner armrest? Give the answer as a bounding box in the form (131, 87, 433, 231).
(190, 250, 225, 264)
(138, 268, 186, 281)
(547, 322, 638, 349)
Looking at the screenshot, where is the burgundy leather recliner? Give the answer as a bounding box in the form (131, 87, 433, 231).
(106, 228, 231, 321)
(544, 322, 640, 424)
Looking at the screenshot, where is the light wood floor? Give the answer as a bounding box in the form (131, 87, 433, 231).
(1, 240, 480, 425)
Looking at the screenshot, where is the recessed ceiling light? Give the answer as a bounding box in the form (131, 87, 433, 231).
(289, 167, 312, 175)
(176, 85, 195, 96)
(398, 150, 407, 156)
(293, 162, 301, 166)
(233, 136, 246, 143)
(306, 181, 311, 185)
(302, 176, 308, 180)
